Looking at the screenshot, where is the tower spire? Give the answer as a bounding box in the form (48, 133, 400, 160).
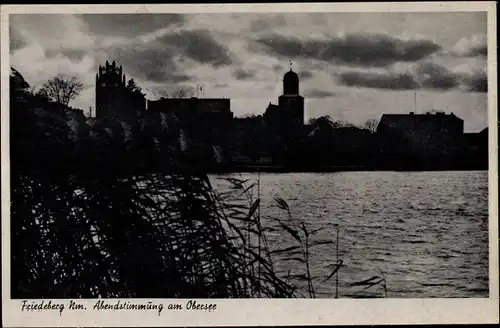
(414, 91, 417, 114)
(289, 59, 292, 71)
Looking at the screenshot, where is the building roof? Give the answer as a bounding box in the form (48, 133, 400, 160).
(283, 69, 299, 82)
(380, 112, 463, 127)
(266, 103, 279, 113)
(151, 97, 229, 103)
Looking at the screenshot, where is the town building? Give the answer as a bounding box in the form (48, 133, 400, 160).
(377, 111, 464, 146)
(147, 97, 233, 123)
(148, 96, 234, 159)
(375, 111, 466, 169)
(264, 64, 305, 135)
(461, 127, 489, 169)
(95, 61, 146, 120)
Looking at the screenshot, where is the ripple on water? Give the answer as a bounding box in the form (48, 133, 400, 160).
(210, 171, 489, 298)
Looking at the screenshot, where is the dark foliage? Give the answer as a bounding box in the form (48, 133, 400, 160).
(10, 68, 357, 298)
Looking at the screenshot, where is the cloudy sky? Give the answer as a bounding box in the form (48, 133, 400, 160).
(10, 11, 488, 131)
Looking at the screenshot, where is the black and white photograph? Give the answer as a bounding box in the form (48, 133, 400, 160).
(2, 2, 498, 326)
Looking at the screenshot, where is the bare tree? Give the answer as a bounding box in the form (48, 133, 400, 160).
(335, 120, 355, 128)
(309, 116, 355, 129)
(28, 84, 38, 96)
(161, 86, 194, 99)
(426, 109, 444, 115)
(309, 115, 334, 128)
(241, 113, 258, 119)
(39, 74, 84, 106)
(363, 119, 379, 133)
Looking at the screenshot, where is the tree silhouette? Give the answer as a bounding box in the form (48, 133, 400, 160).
(39, 74, 84, 106)
(363, 119, 379, 133)
(10, 67, 30, 91)
(126, 78, 142, 93)
(308, 116, 352, 130)
(10, 67, 30, 102)
(161, 86, 194, 99)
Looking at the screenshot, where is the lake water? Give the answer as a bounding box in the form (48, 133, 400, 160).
(209, 171, 490, 298)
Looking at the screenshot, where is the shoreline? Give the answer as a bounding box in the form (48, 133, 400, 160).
(205, 165, 489, 174)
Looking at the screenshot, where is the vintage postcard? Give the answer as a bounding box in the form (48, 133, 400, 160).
(1, 1, 498, 326)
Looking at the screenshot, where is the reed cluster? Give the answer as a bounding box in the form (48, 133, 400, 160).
(12, 165, 349, 298)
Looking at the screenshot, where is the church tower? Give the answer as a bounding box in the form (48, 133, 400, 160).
(95, 60, 136, 120)
(278, 61, 305, 127)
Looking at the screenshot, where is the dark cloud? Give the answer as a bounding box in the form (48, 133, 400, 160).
(298, 71, 314, 79)
(104, 46, 191, 84)
(415, 62, 459, 90)
(272, 64, 284, 72)
(256, 36, 303, 59)
(233, 68, 255, 80)
(144, 71, 192, 84)
(156, 29, 233, 67)
(462, 45, 487, 57)
(214, 83, 229, 89)
(9, 26, 28, 53)
(337, 62, 486, 93)
(256, 33, 441, 67)
(338, 71, 419, 90)
(304, 89, 337, 98)
(78, 14, 185, 37)
(461, 70, 487, 93)
(100, 28, 232, 84)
